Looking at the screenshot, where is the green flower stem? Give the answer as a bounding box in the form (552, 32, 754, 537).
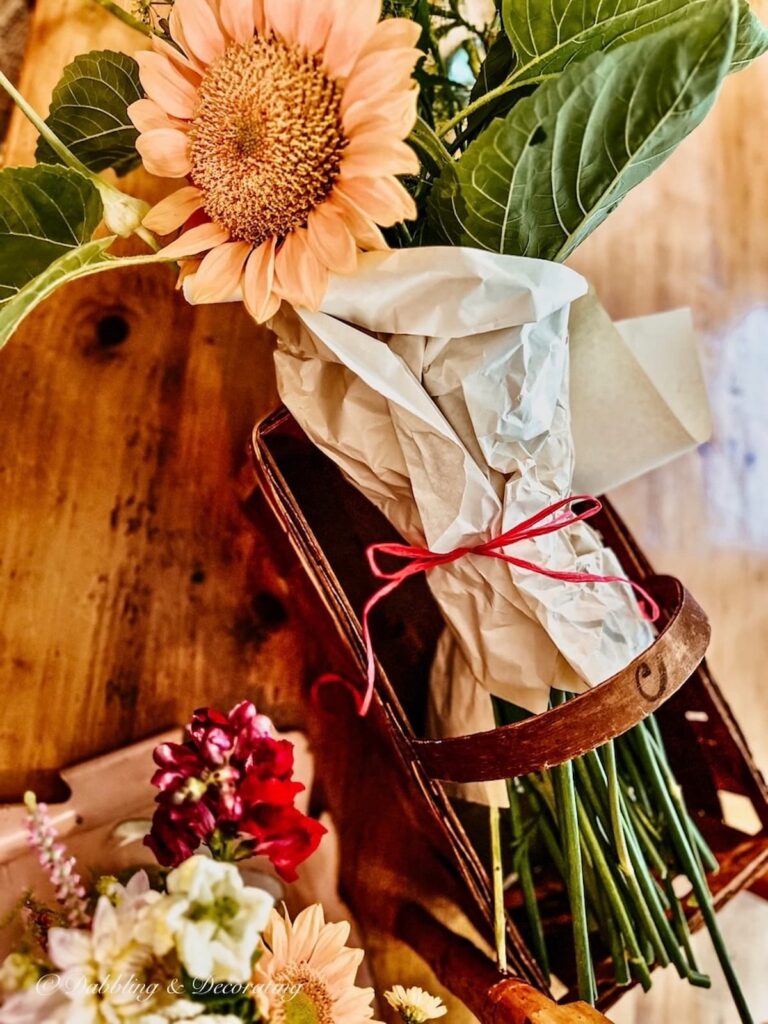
(136, 225, 161, 252)
(0, 70, 72, 170)
(618, 779, 669, 874)
(519, 776, 567, 877)
(507, 779, 550, 979)
(589, 742, 712, 982)
(644, 722, 719, 874)
(549, 713, 596, 1002)
(573, 758, 669, 971)
(593, 880, 631, 987)
(618, 801, 693, 979)
(438, 67, 557, 137)
(489, 804, 508, 973)
(632, 722, 754, 1024)
(605, 742, 633, 873)
(408, 116, 453, 176)
(617, 738, 656, 817)
(664, 877, 709, 982)
(89, 0, 152, 35)
(572, 789, 653, 992)
(523, 773, 603, 919)
(578, 736, 704, 982)
(0, 69, 156, 247)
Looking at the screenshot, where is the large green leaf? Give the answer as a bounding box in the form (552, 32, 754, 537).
(0, 239, 114, 350)
(430, 0, 737, 260)
(0, 241, 176, 350)
(480, 0, 765, 107)
(500, 0, 762, 76)
(36, 50, 143, 176)
(0, 164, 103, 305)
(732, 0, 768, 69)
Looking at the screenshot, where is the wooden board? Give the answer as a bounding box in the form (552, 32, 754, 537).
(0, 0, 305, 802)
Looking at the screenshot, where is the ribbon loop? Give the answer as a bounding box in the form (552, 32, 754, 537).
(321, 494, 660, 717)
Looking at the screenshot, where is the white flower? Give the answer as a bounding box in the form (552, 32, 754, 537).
(385, 986, 447, 1023)
(45, 870, 165, 1023)
(141, 856, 273, 984)
(0, 985, 70, 1024)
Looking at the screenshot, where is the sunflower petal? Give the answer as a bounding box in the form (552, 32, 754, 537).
(341, 48, 420, 115)
(307, 202, 358, 276)
(136, 51, 198, 119)
(158, 221, 231, 259)
(189, 240, 252, 302)
(294, 0, 334, 53)
(322, 0, 382, 79)
(337, 176, 416, 227)
(174, 0, 228, 64)
(243, 238, 280, 322)
(151, 33, 204, 78)
(342, 88, 418, 138)
(143, 186, 204, 233)
(128, 98, 180, 133)
(330, 191, 389, 251)
(218, 0, 255, 43)
(342, 135, 419, 177)
(136, 128, 192, 177)
(253, 0, 266, 34)
(274, 230, 330, 310)
(264, 0, 300, 41)
(359, 16, 421, 57)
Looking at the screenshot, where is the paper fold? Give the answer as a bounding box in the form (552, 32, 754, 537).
(265, 247, 710, 806)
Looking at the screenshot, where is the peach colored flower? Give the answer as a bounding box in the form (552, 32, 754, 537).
(129, 0, 421, 320)
(256, 904, 380, 1024)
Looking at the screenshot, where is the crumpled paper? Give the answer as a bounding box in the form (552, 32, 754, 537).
(264, 247, 709, 805)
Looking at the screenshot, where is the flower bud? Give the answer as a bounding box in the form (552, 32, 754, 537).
(97, 183, 150, 238)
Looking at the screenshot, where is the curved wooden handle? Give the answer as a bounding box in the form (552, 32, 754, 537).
(411, 576, 710, 783)
(396, 903, 611, 1024)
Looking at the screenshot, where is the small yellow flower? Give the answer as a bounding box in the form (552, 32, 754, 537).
(384, 985, 447, 1023)
(0, 953, 43, 994)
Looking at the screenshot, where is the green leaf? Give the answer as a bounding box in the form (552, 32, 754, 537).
(36, 50, 143, 176)
(0, 239, 114, 350)
(430, 0, 737, 261)
(0, 164, 103, 305)
(0, 241, 174, 350)
(492, 0, 764, 92)
(732, 0, 768, 69)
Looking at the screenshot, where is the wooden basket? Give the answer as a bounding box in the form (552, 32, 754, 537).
(250, 407, 768, 1022)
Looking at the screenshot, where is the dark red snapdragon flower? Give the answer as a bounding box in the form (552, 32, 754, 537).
(145, 700, 325, 879)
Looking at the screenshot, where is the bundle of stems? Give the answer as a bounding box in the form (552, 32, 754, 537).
(492, 696, 753, 1024)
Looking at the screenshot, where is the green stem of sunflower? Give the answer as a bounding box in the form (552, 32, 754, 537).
(550, 694, 596, 1003)
(89, 0, 153, 35)
(0, 69, 157, 248)
(632, 722, 754, 1024)
(489, 804, 508, 972)
(409, 116, 453, 177)
(507, 779, 550, 979)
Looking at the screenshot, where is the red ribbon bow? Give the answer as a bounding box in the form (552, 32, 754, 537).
(314, 495, 660, 717)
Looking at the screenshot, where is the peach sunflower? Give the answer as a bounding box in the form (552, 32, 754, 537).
(256, 904, 380, 1024)
(129, 0, 422, 321)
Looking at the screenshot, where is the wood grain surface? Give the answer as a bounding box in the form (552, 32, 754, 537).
(1, 1, 767, 1021)
(0, 0, 305, 802)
